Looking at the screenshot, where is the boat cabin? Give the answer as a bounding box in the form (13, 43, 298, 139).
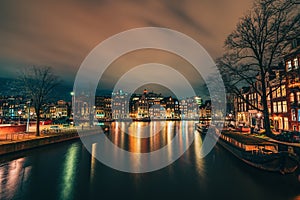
(221, 132, 278, 154)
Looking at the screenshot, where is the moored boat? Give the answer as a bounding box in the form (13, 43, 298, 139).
(196, 124, 299, 174)
(195, 123, 208, 135)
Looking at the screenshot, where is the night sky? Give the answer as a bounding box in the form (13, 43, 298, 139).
(0, 0, 254, 96)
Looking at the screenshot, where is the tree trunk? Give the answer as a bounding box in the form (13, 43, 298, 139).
(260, 73, 272, 136)
(36, 110, 40, 136)
(262, 107, 272, 136)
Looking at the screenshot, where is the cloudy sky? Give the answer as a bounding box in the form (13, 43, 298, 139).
(0, 0, 254, 96)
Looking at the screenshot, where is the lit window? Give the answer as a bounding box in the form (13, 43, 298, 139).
(291, 109, 296, 121)
(290, 93, 295, 103)
(277, 101, 282, 113)
(281, 85, 286, 96)
(287, 60, 292, 71)
(282, 101, 287, 113)
(297, 92, 300, 102)
(284, 118, 289, 130)
(272, 89, 276, 98)
(273, 102, 277, 113)
(294, 58, 299, 69)
(277, 87, 281, 97)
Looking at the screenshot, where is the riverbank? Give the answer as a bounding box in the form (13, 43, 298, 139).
(0, 128, 98, 156)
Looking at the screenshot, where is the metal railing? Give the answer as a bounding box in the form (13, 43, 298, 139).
(5, 132, 30, 141)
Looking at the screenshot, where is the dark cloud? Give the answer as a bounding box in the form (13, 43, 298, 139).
(163, 0, 213, 37)
(0, 0, 254, 95)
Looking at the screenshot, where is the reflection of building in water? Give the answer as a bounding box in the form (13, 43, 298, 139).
(90, 143, 97, 184)
(0, 158, 32, 199)
(194, 131, 206, 176)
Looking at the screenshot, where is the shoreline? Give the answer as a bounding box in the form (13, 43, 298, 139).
(0, 129, 98, 156)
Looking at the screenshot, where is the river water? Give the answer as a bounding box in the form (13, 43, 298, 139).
(0, 121, 300, 200)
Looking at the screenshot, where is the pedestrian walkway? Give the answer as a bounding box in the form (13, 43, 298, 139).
(0, 126, 99, 146)
(0, 131, 65, 145)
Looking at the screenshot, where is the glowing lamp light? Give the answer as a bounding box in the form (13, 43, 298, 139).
(257, 113, 262, 118)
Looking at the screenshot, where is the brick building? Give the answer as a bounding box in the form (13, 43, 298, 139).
(233, 39, 300, 132)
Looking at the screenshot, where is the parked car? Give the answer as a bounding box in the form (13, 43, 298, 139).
(40, 119, 53, 125)
(49, 125, 61, 133)
(62, 124, 70, 129)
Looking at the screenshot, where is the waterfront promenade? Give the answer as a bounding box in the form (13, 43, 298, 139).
(0, 131, 37, 145)
(0, 127, 100, 156)
(0, 126, 78, 144)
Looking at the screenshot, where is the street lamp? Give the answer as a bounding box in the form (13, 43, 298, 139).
(70, 91, 74, 116)
(18, 110, 22, 125)
(257, 112, 262, 129)
(257, 112, 262, 118)
(26, 101, 32, 132)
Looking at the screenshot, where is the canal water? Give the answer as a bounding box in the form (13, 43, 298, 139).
(0, 121, 300, 200)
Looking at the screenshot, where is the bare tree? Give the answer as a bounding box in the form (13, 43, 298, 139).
(19, 66, 60, 136)
(218, 0, 300, 135)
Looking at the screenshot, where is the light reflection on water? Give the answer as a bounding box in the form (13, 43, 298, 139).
(105, 121, 197, 172)
(108, 121, 194, 152)
(59, 143, 79, 200)
(0, 157, 32, 199)
(194, 131, 206, 177)
(90, 143, 97, 185)
(0, 121, 299, 200)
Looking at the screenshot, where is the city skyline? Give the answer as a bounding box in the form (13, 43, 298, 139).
(0, 88, 210, 132)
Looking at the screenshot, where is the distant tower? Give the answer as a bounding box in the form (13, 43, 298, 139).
(143, 89, 148, 95)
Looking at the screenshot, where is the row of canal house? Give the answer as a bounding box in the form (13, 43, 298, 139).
(94, 89, 203, 120)
(0, 96, 70, 123)
(235, 39, 300, 132)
